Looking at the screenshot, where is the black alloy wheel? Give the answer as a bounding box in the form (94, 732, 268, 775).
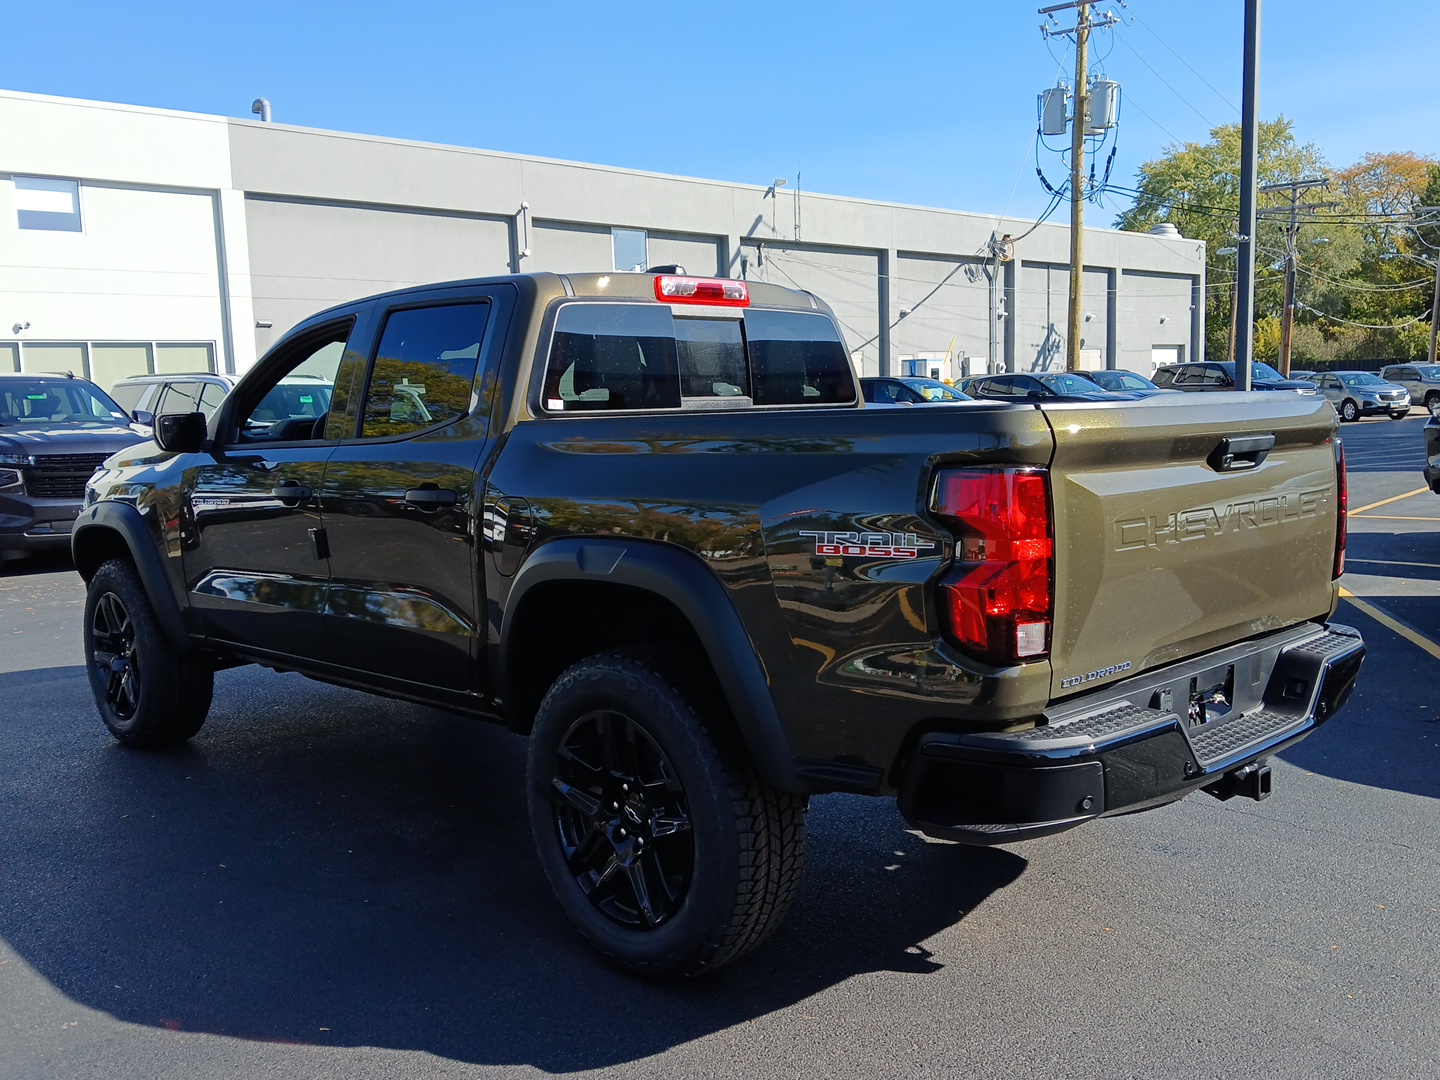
(83, 557, 213, 747)
(527, 648, 807, 977)
(550, 710, 694, 929)
(91, 590, 141, 719)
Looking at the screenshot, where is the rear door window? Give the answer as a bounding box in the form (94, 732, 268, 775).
(157, 380, 204, 416)
(109, 381, 149, 413)
(358, 302, 491, 438)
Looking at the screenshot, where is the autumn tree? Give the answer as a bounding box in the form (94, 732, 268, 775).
(1114, 117, 1359, 362)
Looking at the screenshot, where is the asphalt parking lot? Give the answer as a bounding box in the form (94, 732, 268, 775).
(2, 412, 1438, 1080)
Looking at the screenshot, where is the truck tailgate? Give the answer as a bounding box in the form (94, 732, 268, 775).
(1042, 393, 1340, 697)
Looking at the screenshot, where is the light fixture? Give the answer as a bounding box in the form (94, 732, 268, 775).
(1159, 316, 1169, 324)
(1084, 312, 1095, 322)
(11, 321, 30, 334)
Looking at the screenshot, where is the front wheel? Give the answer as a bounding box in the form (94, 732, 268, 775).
(84, 558, 214, 747)
(1426, 392, 1440, 416)
(526, 648, 806, 977)
(1340, 399, 1359, 422)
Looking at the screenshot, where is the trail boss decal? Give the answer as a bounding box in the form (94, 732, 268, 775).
(799, 530, 938, 560)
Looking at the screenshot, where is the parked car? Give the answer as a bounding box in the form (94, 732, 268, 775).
(965, 372, 1141, 402)
(1308, 371, 1409, 421)
(109, 372, 235, 430)
(1151, 361, 1317, 394)
(0, 372, 146, 567)
(110, 372, 334, 438)
(1379, 364, 1440, 415)
(1076, 369, 1176, 396)
(1424, 412, 1440, 492)
(860, 376, 971, 405)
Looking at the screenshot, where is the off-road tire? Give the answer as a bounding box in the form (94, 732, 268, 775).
(84, 557, 213, 747)
(1340, 399, 1359, 422)
(526, 646, 806, 978)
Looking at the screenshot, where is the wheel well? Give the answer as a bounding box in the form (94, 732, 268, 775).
(72, 526, 133, 582)
(504, 580, 710, 732)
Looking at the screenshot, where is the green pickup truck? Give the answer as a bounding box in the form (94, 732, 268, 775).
(71, 271, 1363, 976)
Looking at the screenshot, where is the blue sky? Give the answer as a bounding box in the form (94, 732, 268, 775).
(5, 1, 1434, 224)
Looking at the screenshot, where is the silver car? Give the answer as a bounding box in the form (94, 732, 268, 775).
(1379, 364, 1440, 415)
(1310, 371, 1410, 422)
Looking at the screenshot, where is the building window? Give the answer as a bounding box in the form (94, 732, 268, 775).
(14, 177, 83, 233)
(612, 228, 648, 272)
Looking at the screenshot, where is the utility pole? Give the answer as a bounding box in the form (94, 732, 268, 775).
(1234, 0, 1261, 391)
(1067, 5, 1089, 372)
(1039, 1, 1117, 371)
(1258, 178, 1334, 376)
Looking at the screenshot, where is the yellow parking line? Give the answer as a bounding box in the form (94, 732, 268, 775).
(1348, 487, 1430, 515)
(1338, 587, 1440, 662)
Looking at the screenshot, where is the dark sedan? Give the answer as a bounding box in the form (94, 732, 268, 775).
(860, 376, 971, 405)
(964, 372, 1142, 403)
(1077, 369, 1176, 396)
(1151, 361, 1317, 394)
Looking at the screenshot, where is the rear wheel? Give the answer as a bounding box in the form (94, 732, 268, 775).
(1340, 399, 1359, 422)
(526, 647, 806, 977)
(84, 558, 213, 747)
(1426, 392, 1440, 416)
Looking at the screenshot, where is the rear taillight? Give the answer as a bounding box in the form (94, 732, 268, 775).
(654, 275, 749, 306)
(1334, 440, 1347, 579)
(931, 467, 1054, 664)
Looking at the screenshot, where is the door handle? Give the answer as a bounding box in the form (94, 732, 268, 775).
(271, 482, 313, 505)
(1208, 433, 1275, 472)
(404, 486, 459, 509)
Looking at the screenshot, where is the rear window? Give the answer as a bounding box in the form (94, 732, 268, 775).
(541, 303, 855, 413)
(108, 381, 150, 412)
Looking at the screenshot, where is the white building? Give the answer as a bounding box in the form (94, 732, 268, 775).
(1, 89, 1206, 389)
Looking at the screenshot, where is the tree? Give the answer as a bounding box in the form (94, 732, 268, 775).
(1114, 118, 1359, 361)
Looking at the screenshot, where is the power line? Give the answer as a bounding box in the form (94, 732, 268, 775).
(1116, 1, 1240, 113)
(1111, 26, 1218, 129)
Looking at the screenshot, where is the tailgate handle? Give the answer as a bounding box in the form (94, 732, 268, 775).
(1209, 433, 1275, 472)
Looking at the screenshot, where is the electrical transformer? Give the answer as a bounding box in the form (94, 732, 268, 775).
(1038, 86, 1069, 137)
(1085, 78, 1120, 135)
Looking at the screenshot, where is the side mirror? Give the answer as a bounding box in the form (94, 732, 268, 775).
(155, 412, 208, 454)
(132, 409, 155, 425)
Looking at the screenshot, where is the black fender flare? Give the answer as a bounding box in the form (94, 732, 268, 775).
(72, 501, 192, 653)
(499, 537, 801, 792)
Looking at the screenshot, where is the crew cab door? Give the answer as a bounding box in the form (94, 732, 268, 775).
(182, 313, 371, 658)
(316, 286, 512, 693)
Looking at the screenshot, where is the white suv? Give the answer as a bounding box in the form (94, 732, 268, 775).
(1379, 364, 1440, 414)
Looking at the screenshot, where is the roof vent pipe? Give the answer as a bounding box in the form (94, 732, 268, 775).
(1148, 222, 1183, 240)
(251, 98, 272, 123)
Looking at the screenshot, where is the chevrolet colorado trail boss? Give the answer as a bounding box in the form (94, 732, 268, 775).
(73, 271, 1364, 976)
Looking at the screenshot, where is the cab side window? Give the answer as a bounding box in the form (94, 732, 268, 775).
(358, 303, 491, 438)
(543, 304, 682, 412)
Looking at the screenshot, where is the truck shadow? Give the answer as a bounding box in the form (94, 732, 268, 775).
(0, 669, 1024, 1072)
